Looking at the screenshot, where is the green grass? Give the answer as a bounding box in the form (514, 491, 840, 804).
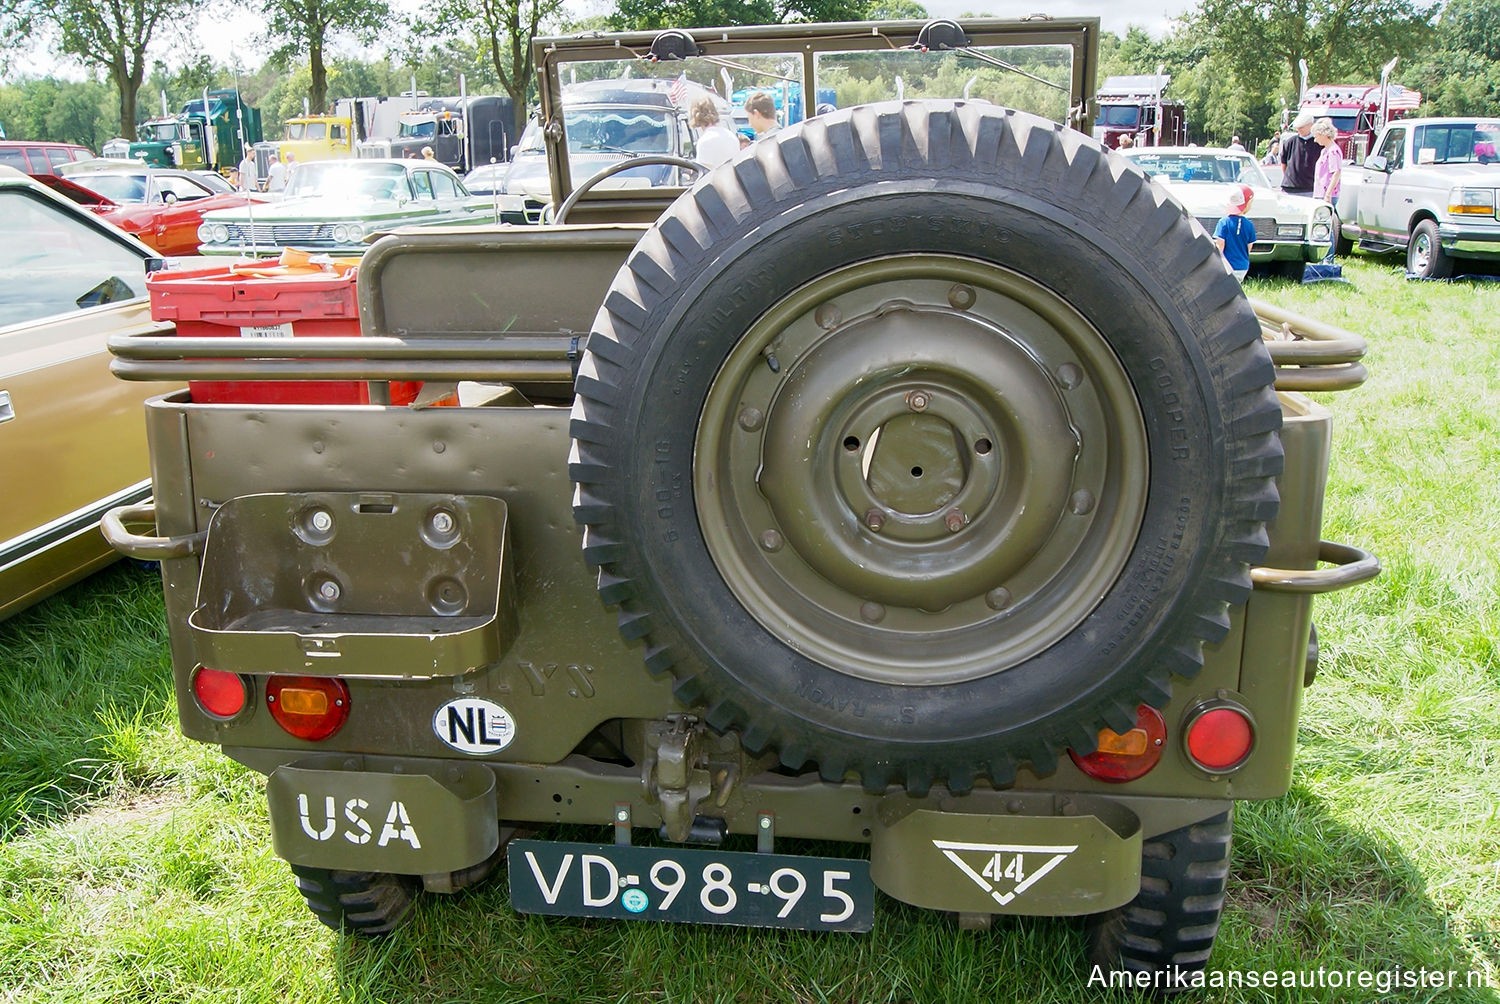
(1, 254, 1498, 1002)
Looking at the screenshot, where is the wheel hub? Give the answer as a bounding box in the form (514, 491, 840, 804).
(694, 256, 1149, 684)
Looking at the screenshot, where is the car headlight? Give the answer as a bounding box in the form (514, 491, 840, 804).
(1448, 187, 1495, 215)
(332, 224, 349, 243)
(197, 223, 215, 244)
(1277, 224, 1305, 238)
(1313, 205, 1333, 221)
(348, 224, 365, 242)
(212, 224, 229, 244)
(1312, 223, 1331, 241)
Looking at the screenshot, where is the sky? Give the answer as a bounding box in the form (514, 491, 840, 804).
(10, 0, 1194, 84)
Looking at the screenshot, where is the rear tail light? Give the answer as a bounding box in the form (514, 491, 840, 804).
(266, 675, 350, 741)
(192, 666, 248, 718)
(1068, 705, 1166, 783)
(1184, 704, 1255, 773)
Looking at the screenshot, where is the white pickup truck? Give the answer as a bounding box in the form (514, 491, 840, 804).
(1336, 116, 1500, 277)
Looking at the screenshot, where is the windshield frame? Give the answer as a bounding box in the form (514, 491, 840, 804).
(531, 18, 1100, 213)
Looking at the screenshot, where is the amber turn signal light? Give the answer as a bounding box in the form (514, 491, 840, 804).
(1068, 705, 1166, 783)
(266, 675, 350, 741)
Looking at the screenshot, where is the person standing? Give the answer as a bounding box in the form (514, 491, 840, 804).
(689, 94, 737, 167)
(1228, 134, 1246, 152)
(238, 151, 258, 192)
(265, 153, 286, 193)
(1311, 117, 1342, 202)
(745, 91, 779, 137)
(1214, 185, 1258, 281)
(421, 145, 436, 161)
(1279, 111, 1319, 195)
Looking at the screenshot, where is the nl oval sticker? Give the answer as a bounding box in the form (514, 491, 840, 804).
(433, 698, 516, 755)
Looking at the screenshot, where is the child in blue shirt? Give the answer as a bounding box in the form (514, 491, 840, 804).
(1214, 185, 1257, 281)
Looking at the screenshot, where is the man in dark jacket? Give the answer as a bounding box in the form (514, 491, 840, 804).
(1280, 110, 1319, 196)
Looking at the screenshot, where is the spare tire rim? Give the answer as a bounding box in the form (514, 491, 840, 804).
(694, 256, 1149, 686)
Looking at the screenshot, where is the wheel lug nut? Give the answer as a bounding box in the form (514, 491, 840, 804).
(430, 511, 454, 534)
(945, 510, 968, 533)
(737, 406, 765, 431)
(310, 510, 332, 533)
(759, 529, 783, 552)
(906, 390, 930, 412)
(318, 580, 341, 601)
(986, 587, 1012, 611)
(864, 509, 885, 532)
(948, 283, 976, 310)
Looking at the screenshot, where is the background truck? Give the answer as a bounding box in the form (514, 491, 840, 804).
(1298, 57, 1421, 164)
(357, 95, 515, 172)
(103, 17, 1378, 990)
(1335, 116, 1500, 277)
(104, 90, 262, 172)
(1092, 73, 1187, 148)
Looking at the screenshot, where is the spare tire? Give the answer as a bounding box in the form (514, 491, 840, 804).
(570, 102, 1283, 795)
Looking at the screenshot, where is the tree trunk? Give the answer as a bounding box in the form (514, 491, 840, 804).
(117, 68, 139, 141)
(311, 41, 328, 112)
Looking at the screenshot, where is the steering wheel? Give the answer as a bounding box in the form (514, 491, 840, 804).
(553, 154, 710, 225)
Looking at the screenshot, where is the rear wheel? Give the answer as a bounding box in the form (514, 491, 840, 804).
(1408, 219, 1453, 279)
(1086, 807, 1234, 994)
(571, 102, 1283, 794)
(290, 865, 418, 935)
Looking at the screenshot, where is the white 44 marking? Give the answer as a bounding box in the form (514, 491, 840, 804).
(931, 839, 1078, 907)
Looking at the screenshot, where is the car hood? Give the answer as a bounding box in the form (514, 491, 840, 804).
(200, 195, 448, 223)
(1146, 179, 1329, 220)
(1417, 163, 1500, 184)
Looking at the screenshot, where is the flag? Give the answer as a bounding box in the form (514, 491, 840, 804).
(1387, 86, 1422, 111)
(669, 73, 688, 106)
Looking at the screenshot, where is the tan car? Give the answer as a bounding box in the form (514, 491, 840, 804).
(0, 165, 179, 620)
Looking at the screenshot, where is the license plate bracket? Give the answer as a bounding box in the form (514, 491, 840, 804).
(507, 839, 873, 932)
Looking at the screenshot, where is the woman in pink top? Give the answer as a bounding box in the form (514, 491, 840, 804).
(1312, 117, 1342, 201)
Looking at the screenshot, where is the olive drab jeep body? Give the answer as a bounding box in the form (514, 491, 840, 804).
(104, 18, 1379, 986)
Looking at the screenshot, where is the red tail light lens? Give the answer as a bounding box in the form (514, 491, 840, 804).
(192, 667, 248, 718)
(266, 675, 350, 741)
(1068, 705, 1166, 783)
(1185, 707, 1255, 772)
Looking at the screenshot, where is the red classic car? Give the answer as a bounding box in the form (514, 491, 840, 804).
(31, 167, 269, 256)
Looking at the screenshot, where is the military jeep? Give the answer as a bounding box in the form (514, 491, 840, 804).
(104, 17, 1379, 989)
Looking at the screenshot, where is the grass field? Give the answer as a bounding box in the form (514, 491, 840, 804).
(1, 254, 1498, 1003)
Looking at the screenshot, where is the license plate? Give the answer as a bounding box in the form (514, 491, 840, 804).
(507, 839, 873, 932)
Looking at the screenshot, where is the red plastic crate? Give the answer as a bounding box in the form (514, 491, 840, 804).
(147, 261, 418, 405)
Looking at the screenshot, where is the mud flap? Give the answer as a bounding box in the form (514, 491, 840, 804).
(869, 792, 1142, 916)
(267, 754, 499, 874)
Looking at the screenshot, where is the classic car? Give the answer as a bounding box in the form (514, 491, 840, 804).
(34, 166, 268, 257)
(1121, 146, 1336, 277)
(195, 159, 500, 255)
(0, 166, 179, 620)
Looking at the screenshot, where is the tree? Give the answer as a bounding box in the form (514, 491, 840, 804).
(423, 0, 563, 141)
(1410, 0, 1500, 114)
(0, 0, 207, 140)
(261, 0, 391, 113)
(865, 0, 928, 18)
(1190, 0, 1436, 102)
(608, 0, 866, 31)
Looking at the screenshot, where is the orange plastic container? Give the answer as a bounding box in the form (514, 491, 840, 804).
(147, 258, 419, 406)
